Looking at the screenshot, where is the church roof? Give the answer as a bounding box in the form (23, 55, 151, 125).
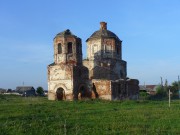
(86, 22, 121, 42)
(54, 29, 79, 39)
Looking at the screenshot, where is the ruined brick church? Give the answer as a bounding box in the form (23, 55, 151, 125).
(48, 22, 139, 100)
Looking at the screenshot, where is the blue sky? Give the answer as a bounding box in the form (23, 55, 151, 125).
(0, 0, 180, 90)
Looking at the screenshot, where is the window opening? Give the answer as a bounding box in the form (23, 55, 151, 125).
(58, 43, 62, 54)
(68, 42, 72, 54)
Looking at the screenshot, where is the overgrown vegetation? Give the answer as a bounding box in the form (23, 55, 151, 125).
(148, 80, 180, 100)
(171, 81, 180, 98)
(1, 95, 180, 135)
(139, 90, 149, 100)
(154, 85, 167, 99)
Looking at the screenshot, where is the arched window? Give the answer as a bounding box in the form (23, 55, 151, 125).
(105, 44, 111, 53)
(68, 42, 72, 54)
(58, 43, 62, 54)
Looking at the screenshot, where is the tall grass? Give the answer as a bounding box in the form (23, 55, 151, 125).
(0, 95, 180, 135)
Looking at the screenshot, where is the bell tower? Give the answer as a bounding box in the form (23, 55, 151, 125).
(53, 29, 82, 65)
(48, 29, 90, 101)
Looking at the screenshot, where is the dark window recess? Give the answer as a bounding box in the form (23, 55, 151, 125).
(68, 42, 72, 54)
(58, 43, 62, 54)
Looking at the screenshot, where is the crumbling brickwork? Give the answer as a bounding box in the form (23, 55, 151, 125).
(48, 22, 139, 101)
(48, 30, 89, 100)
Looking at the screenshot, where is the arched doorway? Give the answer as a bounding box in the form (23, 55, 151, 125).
(56, 88, 65, 100)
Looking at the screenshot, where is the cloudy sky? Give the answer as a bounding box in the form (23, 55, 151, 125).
(0, 0, 180, 90)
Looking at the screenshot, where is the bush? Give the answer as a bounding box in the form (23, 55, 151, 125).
(36, 87, 44, 96)
(171, 81, 179, 98)
(139, 91, 149, 100)
(156, 85, 166, 97)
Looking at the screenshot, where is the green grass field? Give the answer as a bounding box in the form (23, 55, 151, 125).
(0, 95, 180, 135)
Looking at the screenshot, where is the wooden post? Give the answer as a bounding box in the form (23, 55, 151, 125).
(169, 89, 171, 108)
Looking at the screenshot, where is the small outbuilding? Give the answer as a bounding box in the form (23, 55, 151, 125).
(16, 86, 36, 96)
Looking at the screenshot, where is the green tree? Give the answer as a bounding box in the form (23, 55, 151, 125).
(171, 81, 179, 98)
(156, 85, 166, 97)
(36, 87, 44, 96)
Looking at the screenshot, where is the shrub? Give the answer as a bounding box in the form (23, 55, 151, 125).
(36, 87, 44, 96)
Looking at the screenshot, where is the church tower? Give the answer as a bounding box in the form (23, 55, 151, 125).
(83, 22, 127, 80)
(48, 29, 89, 101)
(54, 29, 82, 65)
(86, 22, 122, 61)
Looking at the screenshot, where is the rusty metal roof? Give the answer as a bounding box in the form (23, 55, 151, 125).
(86, 30, 121, 42)
(56, 29, 73, 36)
(54, 29, 79, 39)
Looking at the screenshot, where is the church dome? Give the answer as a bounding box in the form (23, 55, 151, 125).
(86, 22, 121, 42)
(54, 29, 79, 39)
